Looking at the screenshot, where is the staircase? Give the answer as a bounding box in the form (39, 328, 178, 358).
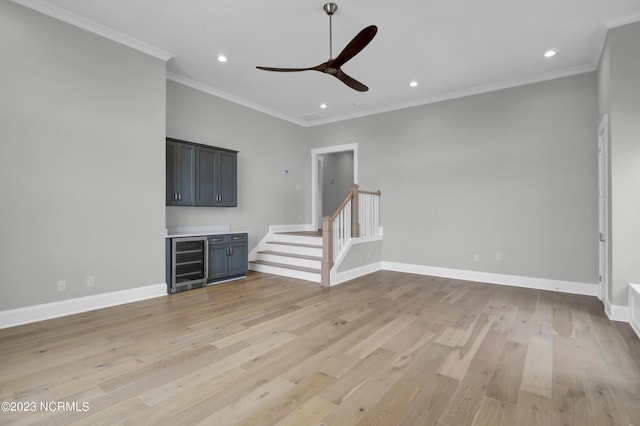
(249, 184, 382, 285)
(249, 231, 322, 283)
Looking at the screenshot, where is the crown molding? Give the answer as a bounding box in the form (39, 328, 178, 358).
(10, 0, 174, 61)
(603, 13, 640, 29)
(306, 64, 596, 127)
(169, 64, 595, 128)
(166, 72, 306, 127)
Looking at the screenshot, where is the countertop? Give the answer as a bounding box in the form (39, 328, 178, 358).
(165, 225, 248, 238)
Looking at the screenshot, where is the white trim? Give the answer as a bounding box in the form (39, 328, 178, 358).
(603, 14, 640, 29)
(629, 284, 640, 337)
(304, 65, 595, 127)
(331, 235, 383, 285)
(381, 262, 599, 296)
(605, 299, 629, 323)
(173, 64, 594, 128)
(311, 144, 359, 230)
(0, 283, 167, 329)
(167, 72, 305, 126)
(332, 262, 383, 286)
(598, 113, 610, 304)
(10, 0, 174, 61)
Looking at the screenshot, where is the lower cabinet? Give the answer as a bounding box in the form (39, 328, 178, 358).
(208, 233, 248, 283)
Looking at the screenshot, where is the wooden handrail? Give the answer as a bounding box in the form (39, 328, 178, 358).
(358, 190, 381, 196)
(329, 192, 354, 221)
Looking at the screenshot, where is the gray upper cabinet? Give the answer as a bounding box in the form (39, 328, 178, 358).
(215, 151, 237, 207)
(166, 141, 195, 206)
(196, 147, 237, 207)
(167, 138, 238, 207)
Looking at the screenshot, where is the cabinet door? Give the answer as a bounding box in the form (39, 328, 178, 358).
(166, 143, 178, 204)
(196, 147, 216, 206)
(166, 141, 195, 206)
(176, 143, 196, 205)
(228, 241, 248, 276)
(208, 242, 229, 281)
(216, 151, 237, 207)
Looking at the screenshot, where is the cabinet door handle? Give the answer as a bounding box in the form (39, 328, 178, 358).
(229, 247, 233, 256)
(174, 192, 177, 200)
(178, 193, 182, 201)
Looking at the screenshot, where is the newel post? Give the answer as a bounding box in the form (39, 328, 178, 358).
(350, 183, 360, 238)
(321, 216, 333, 286)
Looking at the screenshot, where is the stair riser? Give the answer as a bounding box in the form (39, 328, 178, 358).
(265, 243, 322, 257)
(271, 234, 323, 246)
(256, 253, 321, 270)
(249, 263, 321, 283)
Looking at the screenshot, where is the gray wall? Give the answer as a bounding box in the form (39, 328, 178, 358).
(165, 81, 310, 251)
(338, 240, 383, 273)
(306, 73, 599, 285)
(321, 151, 354, 216)
(599, 22, 640, 306)
(0, 2, 167, 310)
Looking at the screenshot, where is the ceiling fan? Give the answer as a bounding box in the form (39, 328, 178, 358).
(256, 3, 377, 92)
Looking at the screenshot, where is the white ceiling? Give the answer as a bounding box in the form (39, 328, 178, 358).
(13, 0, 640, 126)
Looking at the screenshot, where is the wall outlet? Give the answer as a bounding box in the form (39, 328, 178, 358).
(474, 254, 480, 262)
(57, 280, 66, 291)
(496, 252, 502, 261)
(87, 276, 95, 287)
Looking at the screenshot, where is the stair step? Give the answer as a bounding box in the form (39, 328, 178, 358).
(276, 231, 322, 237)
(264, 241, 322, 257)
(250, 260, 321, 274)
(258, 250, 322, 261)
(267, 241, 322, 249)
(270, 233, 322, 246)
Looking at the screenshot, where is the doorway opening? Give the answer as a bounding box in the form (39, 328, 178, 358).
(311, 144, 358, 230)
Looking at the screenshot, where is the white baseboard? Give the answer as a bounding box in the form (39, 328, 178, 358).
(332, 262, 383, 286)
(605, 298, 630, 322)
(629, 284, 640, 337)
(381, 262, 599, 297)
(0, 283, 167, 329)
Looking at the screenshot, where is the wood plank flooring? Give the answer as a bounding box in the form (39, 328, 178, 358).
(1, 270, 639, 425)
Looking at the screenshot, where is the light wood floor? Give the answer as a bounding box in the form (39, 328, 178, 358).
(1, 271, 639, 425)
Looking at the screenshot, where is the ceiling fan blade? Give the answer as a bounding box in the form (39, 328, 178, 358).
(335, 69, 368, 92)
(256, 62, 327, 72)
(332, 25, 377, 69)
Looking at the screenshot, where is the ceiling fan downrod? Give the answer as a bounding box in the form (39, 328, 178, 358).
(323, 3, 338, 61)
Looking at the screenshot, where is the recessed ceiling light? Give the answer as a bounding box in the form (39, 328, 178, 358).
(217, 55, 228, 62)
(544, 49, 557, 58)
(320, 104, 327, 109)
(409, 81, 418, 87)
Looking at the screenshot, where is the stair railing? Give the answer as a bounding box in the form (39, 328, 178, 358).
(321, 184, 381, 285)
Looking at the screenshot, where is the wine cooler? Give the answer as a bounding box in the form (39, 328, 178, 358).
(168, 236, 208, 293)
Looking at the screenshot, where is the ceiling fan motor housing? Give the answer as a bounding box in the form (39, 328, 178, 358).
(323, 3, 338, 15)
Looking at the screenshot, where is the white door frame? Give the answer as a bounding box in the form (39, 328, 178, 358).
(311, 143, 358, 230)
(316, 156, 324, 228)
(598, 114, 610, 303)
